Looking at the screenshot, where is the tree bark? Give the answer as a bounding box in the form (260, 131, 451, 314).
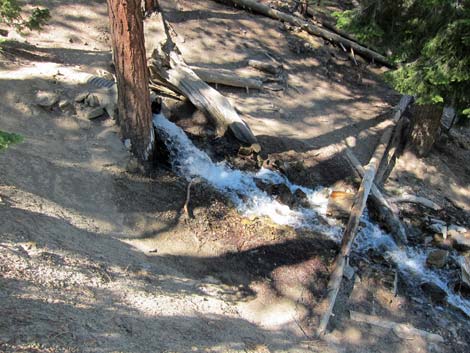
(144, 0, 158, 14)
(107, 0, 154, 161)
(408, 104, 443, 157)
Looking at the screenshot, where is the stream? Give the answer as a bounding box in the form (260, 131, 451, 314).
(153, 113, 470, 317)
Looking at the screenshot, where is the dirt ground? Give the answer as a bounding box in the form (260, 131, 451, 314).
(1, 1, 470, 352)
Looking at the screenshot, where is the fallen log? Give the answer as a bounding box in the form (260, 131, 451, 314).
(148, 11, 259, 147)
(344, 148, 407, 246)
(350, 310, 444, 343)
(316, 96, 413, 336)
(305, 7, 361, 47)
(215, 0, 393, 67)
(248, 59, 282, 75)
(388, 194, 442, 211)
(375, 116, 409, 185)
(191, 66, 264, 90)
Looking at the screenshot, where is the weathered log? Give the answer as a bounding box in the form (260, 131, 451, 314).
(375, 96, 413, 184)
(147, 10, 259, 147)
(344, 148, 407, 246)
(191, 66, 264, 89)
(215, 0, 393, 67)
(317, 153, 380, 336)
(375, 117, 408, 185)
(248, 59, 282, 75)
(306, 7, 360, 46)
(389, 194, 442, 211)
(349, 311, 444, 343)
(149, 48, 259, 146)
(316, 96, 413, 336)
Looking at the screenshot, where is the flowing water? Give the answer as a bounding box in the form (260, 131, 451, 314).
(153, 113, 470, 317)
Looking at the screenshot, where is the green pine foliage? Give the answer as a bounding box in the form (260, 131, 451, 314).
(0, 0, 49, 31)
(0, 130, 22, 151)
(334, 0, 470, 118)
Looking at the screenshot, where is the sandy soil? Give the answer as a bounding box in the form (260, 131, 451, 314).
(1, 1, 470, 352)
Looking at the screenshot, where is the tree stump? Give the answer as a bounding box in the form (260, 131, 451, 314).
(408, 104, 443, 157)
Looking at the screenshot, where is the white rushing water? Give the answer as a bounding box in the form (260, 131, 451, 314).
(153, 113, 470, 317)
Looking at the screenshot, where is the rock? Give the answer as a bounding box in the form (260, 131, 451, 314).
(343, 263, 355, 280)
(126, 157, 141, 174)
(272, 183, 295, 207)
(97, 69, 115, 81)
(450, 232, 470, 251)
(429, 222, 447, 237)
(238, 146, 252, 156)
(251, 143, 261, 154)
(459, 256, 470, 287)
(75, 92, 89, 102)
(426, 249, 449, 268)
(79, 107, 105, 120)
(327, 190, 355, 220)
(293, 188, 310, 208)
(432, 233, 454, 251)
(124, 139, 132, 151)
(58, 98, 71, 110)
(424, 236, 433, 247)
(429, 218, 446, 225)
(35, 90, 59, 108)
(420, 282, 448, 304)
(448, 224, 467, 235)
(85, 93, 101, 107)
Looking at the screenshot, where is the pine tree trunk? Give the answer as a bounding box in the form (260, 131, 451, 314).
(107, 0, 154, 161)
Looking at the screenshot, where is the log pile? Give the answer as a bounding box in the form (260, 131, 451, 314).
(147, 11, 260, 147)
(317, 95, 413, 336)
(214, 0, 394, 67)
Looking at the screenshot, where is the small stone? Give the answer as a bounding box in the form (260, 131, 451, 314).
(238, 146, 252, 156)
(459, 256, 470, 288)
(272, 183, 295, 207)
(75, 92, 89, 102)
(58, 98, 71, 109)
(124, 139, 132, 151)
(126, 157, 141, 174)
(85, 94, 101, 107)
(421, 282, 447, 304)
(448, 224, 467, 234)
(450, 232, 470, 251)
(80, 107, 104, 120)
(293, 188, 310, 208)
(429, 222, 446, 235)
(426, 249, 449, 268)
(327, 190, 355, 220)
(251, 143, 261, 154)
(343, 263, 355, 280)
(424, 236, 433, 247)
(35, 90, 59, 108)
(97, 70, 114, 81)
